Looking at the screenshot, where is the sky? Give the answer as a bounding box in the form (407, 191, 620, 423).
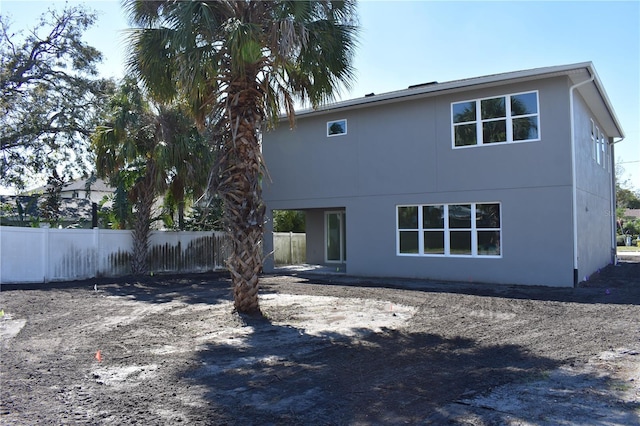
(1, 0, 639, 192)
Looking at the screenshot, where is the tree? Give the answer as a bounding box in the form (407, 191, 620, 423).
(125, 0, 358, 314)
(92, 78, 210, 274)
(158, 108, 215, 230)
(273, 210, 306, 233)
(0, 5, 114, 190)
(617, 187, 640, 210)
(615, 164, 640, 210)
(40, 170, 65, 226)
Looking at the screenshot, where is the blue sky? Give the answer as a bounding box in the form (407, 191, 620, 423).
(1, 0, 639, 189)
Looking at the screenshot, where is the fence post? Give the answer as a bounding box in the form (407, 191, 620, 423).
(42, 226, 49, 283)
(93, 227, 100, 278)
(288, 231, 292, 264)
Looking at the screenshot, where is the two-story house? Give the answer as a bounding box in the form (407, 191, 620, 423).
(261, 62, 624, 287)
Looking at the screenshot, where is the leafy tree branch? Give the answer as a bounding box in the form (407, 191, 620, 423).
(0, 5, 115, 190)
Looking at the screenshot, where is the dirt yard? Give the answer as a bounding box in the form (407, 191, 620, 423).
(1, 260, 639, 425)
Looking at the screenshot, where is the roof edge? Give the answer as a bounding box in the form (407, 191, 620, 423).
(286, 62, 624, 138)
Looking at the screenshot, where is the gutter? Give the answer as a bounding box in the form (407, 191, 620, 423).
(569, 73, 595, 286)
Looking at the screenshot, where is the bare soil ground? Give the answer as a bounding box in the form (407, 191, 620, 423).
(1, 260, 639, 425)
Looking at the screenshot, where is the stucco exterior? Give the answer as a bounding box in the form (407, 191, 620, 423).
(262, 63, 623, 287)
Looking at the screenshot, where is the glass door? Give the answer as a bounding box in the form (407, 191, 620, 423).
(325, 211, 346, 263)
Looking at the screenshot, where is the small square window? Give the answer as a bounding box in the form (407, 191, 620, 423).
(327, 119, 347, 137)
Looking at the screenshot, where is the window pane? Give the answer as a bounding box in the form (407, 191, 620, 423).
(398, 206, 418, 229)
(424, 231, 444, 254)
(450, 231, 471, 255)
(327, 120, 346, 136)
(399, 231, 419, 254)
(478, 231, 500, 256)
(453, 101, 476, 123)
(449, 204, 471, 228)
(454, 124, 477, 146)
(513, 117, 538, 141)
(423, 205, 444, 229)
(483, 120, 507, 143)
(511, 92, 537, 115)
(476, 204, 500, 228)
(481, 97, 506, 119)
(327, 213, 342, 261)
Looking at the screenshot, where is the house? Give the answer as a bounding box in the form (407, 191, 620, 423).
(28, 177, 114, 204)
(261, 62, 625, 287)
(1, 177, 114, 228)
(58, 177, 114, 204)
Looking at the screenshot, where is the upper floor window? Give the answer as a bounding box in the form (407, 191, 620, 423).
(591, 119, 608, 169)
(452, 91, 539, 147)
(327, 119, 347, 137)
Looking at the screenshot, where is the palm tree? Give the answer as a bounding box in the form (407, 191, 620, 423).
(92, 78, 210, 274)
(158, 105, 214, 230)
(124, 0, 358, 314)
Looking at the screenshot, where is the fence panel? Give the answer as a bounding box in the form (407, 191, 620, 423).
(98, 230, 133, 277)
(0, 227, 46, 283)
(273, 232, 306, 265)
(148, 231, 229, 273)
(48, 228, 98, 281)
(0, 227, 230, 284)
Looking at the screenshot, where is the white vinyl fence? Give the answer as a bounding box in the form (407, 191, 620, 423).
(273, 232, 306, 265)
(0, 227, 229, 284)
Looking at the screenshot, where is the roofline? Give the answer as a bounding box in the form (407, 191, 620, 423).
(289, 62, 624, 138)
(585, 63, 625, 138)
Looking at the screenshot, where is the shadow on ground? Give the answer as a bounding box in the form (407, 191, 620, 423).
(183, 313, 561, 424)
(1, 266, 639, 424)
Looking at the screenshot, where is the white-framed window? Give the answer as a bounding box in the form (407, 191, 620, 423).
(600, 132, 607, 169)
(595, 125, 602, 165)
(591, 119, 608, 169)
(452, 91, 539, 148)
(591, 119, 597, 161)
(397, 203, 501, 257)
(327, 119, 347, 137)
(591, 119, 609, 170)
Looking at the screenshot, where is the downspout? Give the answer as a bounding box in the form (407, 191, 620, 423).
(569, 73, 595, 286)
(610, 137, 625, 265)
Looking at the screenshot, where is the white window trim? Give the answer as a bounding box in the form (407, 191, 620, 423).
(595, 125, 602, 165)
(327, 119, 347, 137)
(397, 202, 502, 258)
(591, 119, 597, 161)
(600, 132, 607, 169)
(451, 90, 540, 149)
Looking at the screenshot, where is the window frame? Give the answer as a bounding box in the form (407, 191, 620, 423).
(327, 119, 347, 137)
(451, 91, 540, 148)
(396, 202, 502, 258)
(600, 131, 607, 169)
(591, 119, 597, 161)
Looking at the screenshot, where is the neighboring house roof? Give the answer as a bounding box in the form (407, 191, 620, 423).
(290, 62, 624, 140)
(624, 209, 640, 219)
(61, 177, 113, 194)
(27, 177, 113, 197)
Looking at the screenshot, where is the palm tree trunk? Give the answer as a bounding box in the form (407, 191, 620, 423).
(178, 200, 185, 230)
(131, 171, 155, 275)
(219, 82, 265, 315)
